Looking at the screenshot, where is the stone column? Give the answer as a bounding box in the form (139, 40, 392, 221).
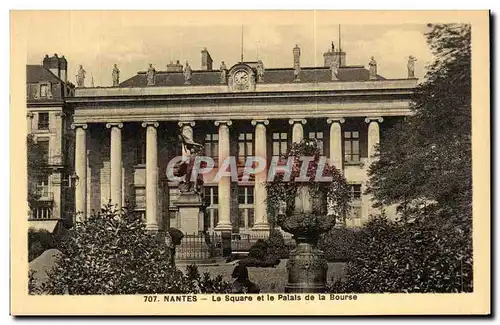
(214, 120, 233, 231)
(178, 121, 196, 157)
(289, 118, 307, 143)
(365, 117, 383, 164)
(27, 112, 34, 134)
(251, 119, 269, 233)
(71, 123, 88, 222)
(327, 117, 345, 171)
(142, 121, 159, 231)
(106, 122, 123, 210)
(364, 117, 384, 217)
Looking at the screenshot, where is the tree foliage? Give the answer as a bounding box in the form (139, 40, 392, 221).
(27, 134, 48, 209)
(328, 215, 473, 293)
(32, 204, 231, 294)
(348, 24, 474, 293)
(367, 23, 471, 219)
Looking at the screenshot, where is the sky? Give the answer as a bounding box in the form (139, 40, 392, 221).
(24, 11, 434, 87)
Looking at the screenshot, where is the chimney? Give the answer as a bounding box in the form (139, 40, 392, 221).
(323, 43, 346, 67)
(42, 53, 68, 82)
(166, 60, 183, 72)
(201, 47, 213, 71)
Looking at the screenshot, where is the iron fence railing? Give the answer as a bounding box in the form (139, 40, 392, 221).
(175, 232, 223, 261)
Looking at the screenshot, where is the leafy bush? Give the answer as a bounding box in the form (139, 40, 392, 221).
(33, 204, 230, 295)
(239, 237, 281, 268)
(28, 228, 56, 262)
(318, 227, 359, 262)
(267, 229, 290, 259)
(185, 264, 232, 293)
(328, 214, 473, 293)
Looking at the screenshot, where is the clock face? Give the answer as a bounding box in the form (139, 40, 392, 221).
(234, 70, 249, 86)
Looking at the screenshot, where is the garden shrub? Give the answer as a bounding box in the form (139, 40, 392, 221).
(328, 214, 473, 293)
(239, 237, 281, 268)
(267, 229, 290, 259)
(318, 227, 359, 262)
(28, 228, 56, 262)
(32, 204, 230, 295)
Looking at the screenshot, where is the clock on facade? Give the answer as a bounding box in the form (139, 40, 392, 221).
(227, 64, 256, 92)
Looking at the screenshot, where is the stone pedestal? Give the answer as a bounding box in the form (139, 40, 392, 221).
(174, 192, 203, 235)
(285, 236, 328, 293)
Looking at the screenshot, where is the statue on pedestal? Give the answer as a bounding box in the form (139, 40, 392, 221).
(183, 61, 192, 84)
(368, 56, 378, 80)
(407, 55, 417, 78)
(112, 64, 120, 86)
(76, 65, 86, 87)
(146, 64, 156, 86)
(173, 133, 204, 194)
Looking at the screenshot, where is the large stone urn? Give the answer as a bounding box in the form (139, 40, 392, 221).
(278, 185, 336, 293)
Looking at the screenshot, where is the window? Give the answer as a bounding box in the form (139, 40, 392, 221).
(136, 140, 146, 165)
(344, 131, 360, 162)
(238, 133, 253, 165)
(31, 206, 53, 220)
(38, 112, 49, 130)
(37, 139, 49, 164)
(204, 134, 218, 161)
(272, 132, 288, 157)
(134, 186, 146, 209)
(203, 186, 219, 231)
(40, 84, 48, 97)
(35, 174, 50, 198)
(348, 184, 362, 221)
(238, 186, 254, 229)
(308, 131, 324, 154)
(349, 184, 362, 200)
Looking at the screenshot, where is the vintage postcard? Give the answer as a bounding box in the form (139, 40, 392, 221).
(10, 10, 490, 316)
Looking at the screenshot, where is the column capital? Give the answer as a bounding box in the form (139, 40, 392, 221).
(141, 121, 159, 128)
(26, 112, 34, 119)
(178, 121, 196, 128)
(251, 119, 269, 126)
(106, 122, 123, 129)
(365, 117, 384, 124)
(70, 123, 88, 130)
(288, 118, 307, 125)
(214, 120, 232, 127)
(327, 117, 345, 124)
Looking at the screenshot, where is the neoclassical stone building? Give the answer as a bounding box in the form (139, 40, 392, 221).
(28, 44, 417, 235)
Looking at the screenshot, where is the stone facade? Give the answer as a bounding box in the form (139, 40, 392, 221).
(27, 46, 417, 235)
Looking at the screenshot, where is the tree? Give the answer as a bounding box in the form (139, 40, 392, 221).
(356, 24, 473, 292)
(367, 23, 471, 220)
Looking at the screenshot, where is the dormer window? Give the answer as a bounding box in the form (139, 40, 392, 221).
(40, 84, 48, 97)
(37, 82, 52, 99)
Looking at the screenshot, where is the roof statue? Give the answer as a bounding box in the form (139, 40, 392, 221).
(256, 60, 265, 82)
(407, 55, 417, 78)
(76, 65, 86, 87)
(368, 56, 377, 80)
(146, 63, 156, 86)
(220, 61, 227, 84)
(183, 61, 192, 84)
(112, 64, 120, 86)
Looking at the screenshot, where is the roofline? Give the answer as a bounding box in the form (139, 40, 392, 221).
(26, 64, 65, 84)
(134, 65, 369, 75)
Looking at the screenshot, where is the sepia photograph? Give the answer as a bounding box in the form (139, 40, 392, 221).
(10, 10, 490, 315)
